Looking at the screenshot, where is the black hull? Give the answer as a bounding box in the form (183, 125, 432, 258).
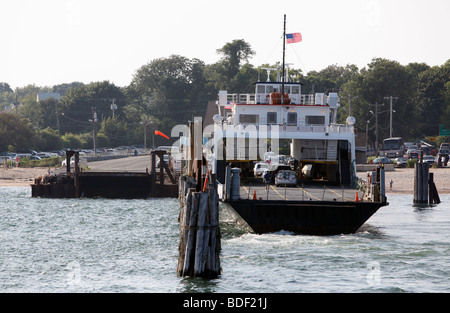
(31, 172, 178, 199)
(224, 199, 387, 235)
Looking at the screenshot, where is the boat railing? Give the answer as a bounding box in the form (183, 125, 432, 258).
(220, 123, 354, 134)
(227, 93, 327, 105)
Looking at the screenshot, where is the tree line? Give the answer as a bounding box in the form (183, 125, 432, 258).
(1, 39, 449, 152)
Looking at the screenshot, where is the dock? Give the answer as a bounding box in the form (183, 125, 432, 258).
(31, 150, 178, 199)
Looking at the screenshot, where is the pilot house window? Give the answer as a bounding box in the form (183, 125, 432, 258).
(306, 115, 325, 125)
(267, 112, 277, 124)
(287, 112, 297, 126)
(239, 114, 259, 124)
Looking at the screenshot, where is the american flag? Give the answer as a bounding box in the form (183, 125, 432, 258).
(286, 33, 302, 44)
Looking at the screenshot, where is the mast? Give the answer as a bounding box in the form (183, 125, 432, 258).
(282, 14, 286, 104)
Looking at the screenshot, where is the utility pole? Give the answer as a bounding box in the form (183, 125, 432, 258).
(384, 96, 398, 138)
(12, 94, 20, 115)
(346, 94, 358, 117)
(89, 107, 98, 155)
(55, 101, 60, 135)
(281, 14, 286, 105)
(110, 98, 117, 117)
(370, 102, 384, 156)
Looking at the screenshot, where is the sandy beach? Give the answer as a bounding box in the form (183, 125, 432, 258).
(1, 166, 449, 194)
(0, 167, 52, 187)
(357, 167, 450, 194)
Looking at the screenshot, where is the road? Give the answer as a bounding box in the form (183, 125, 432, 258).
(87, 155, 151, 172)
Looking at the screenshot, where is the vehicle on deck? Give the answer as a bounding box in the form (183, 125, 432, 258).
(254, 162, 269, 177)
(275, 170, 297, 187)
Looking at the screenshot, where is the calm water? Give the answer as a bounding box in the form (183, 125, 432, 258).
(1, 186, 449, 293)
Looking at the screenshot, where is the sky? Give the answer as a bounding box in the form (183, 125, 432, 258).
(1, 0, 449, 89)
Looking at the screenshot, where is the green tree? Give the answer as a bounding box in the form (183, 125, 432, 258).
(442, 81, 450, 129)
(340, 58, 418, 143)
(303, 64, 359, 94)
(127, 55, 208, 129)
(36, 127, 63, 151)
(416, 61, 450, 136)
(216, 39, 255, 79)
(204, 39, 256, 92)
(61, 133, 84, 149)
(0, 82, 12, 93)
(21, 97, 59, 130)
(59, 81, 126, 134)
(98, 116, 130, 147)
(0, 112, 37, 151)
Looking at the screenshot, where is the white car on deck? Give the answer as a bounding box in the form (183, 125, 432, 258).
(254, 162, 269, 177)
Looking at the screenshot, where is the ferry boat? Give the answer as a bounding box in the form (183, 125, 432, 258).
(205, 17, 388, 235)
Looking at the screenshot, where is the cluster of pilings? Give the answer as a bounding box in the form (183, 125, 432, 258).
(177, 118, 221, 279)
(414, 151, 440, 205)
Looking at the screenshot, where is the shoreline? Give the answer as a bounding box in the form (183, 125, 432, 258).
(358, 167, 450, 195)
(0, 167, 51, 187)
(1, 166, 449, 195)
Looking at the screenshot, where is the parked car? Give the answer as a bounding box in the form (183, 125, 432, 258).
(0, 156, 13, 165)
(61, 157, 75, 167)
(407, 149, 419, 159)
(394, 157, 408, 168)
(156, 154, 169, 168)
(16, 149, 38, 156)
(275, 170, 297, 187)
(373, 157, 392, 164)
(15, 153, 33, 159)
(253, 162, 269, 177)
(422, 155, 436, 167)
(37, 152, 52, 159)
(61, 157, 87, 168)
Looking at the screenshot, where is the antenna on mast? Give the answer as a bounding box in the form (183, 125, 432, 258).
(261, 67, 277, 82)
(285, 63, 294, 82)
(282, 14, 286, 103)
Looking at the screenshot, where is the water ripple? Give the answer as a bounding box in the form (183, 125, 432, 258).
(1, 187, 449, 292)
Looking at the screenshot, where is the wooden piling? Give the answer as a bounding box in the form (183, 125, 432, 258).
(414, 150, 440, 205)
(414, 151, 427, 204)
(177, 175, 221, 279)
(428, 172, 441, 204)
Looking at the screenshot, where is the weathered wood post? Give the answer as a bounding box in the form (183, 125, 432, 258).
(74, 151, 80, 198)
(177, 115, 220, 278)
(413, 150, 442, 205)
(150, 152, 156, 197)
(177, 179, 221, 279)
(428, 172, 441, 204)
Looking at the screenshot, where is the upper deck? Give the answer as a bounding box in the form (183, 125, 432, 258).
(219, 82, 339, 107)
(216, 82, 346, 138)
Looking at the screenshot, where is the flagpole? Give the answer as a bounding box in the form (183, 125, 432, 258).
(282, 14, 286, 104)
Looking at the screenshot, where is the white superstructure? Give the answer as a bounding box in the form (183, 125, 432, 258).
(211, 80, 357, 186)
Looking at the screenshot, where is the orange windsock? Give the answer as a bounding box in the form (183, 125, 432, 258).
(154, 130, 169, 140)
